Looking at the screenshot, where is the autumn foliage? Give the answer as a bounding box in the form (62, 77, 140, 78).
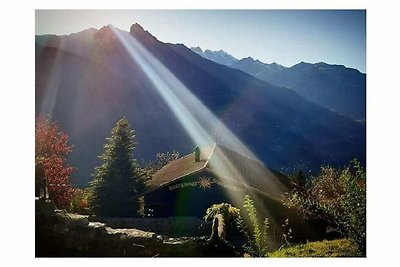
(70, 188, 90, 214)
(35, 116, 74, 208)
(284, 160, 366, 255)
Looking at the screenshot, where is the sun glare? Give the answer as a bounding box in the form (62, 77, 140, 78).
(39, 39, 68, 116)
(111, 26, 287, 220)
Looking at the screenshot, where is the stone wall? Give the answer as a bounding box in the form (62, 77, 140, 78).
(35, 199, 237, 257)
(87, 215, 211, 237)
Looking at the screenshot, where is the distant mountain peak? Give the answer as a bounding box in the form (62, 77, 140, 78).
(191, 46, 203, 54)
(98, 25, 112, 31)
(97, 24, 117, 32)
(66, 27, 97, 37)
(95, 25, 117, 43)
(130, 23, 158, 41)
(130, 23, 144, 32)
(191, 47, 238, 66)
(243, 56, 254, 61)
(292, 61, 347, 71)
(192, 49, 289, 72)
(270, 62, 284, 67)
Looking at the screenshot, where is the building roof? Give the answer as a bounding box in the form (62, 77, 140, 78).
(148, 144, 214, 188)
(206, 144, 290, 200)
(144, 143, 291, 201)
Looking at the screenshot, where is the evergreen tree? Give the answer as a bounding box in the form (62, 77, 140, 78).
(88, 118, 147, 217)
(292, 170, 308, 187)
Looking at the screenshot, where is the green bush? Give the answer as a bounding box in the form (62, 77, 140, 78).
(241, 195, 270, 257)
(204, 203, 242, 236)
(284, 159, 366, 255)
(69, 188, 90, 214)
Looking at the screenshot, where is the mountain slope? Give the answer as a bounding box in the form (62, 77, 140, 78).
(191, 48, 366, 120)
(36, 24, 365, 185)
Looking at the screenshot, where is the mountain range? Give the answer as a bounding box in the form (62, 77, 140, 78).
(35, 24, 366, 186)
(192, 47, 366, 120)
(191, 47, 239, 66)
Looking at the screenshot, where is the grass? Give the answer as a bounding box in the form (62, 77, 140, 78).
(268, 239, 361, 257)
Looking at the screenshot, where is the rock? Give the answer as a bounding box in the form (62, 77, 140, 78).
(36, 204, 239, 257)
(35, 199, 57, 222)
(73, 217, 90, 228)
(88, 214, 100, 222)
(52, 210, 72, 225)
(157, 235, 167, 241)
(88, 222, 106, 229)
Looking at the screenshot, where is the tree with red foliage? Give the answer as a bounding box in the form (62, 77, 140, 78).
(35, 116, 74, 208)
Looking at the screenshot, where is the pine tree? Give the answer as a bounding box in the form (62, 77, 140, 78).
(88, 118, 147, 217)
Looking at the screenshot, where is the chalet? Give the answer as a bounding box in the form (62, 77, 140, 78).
(136, 143, 328, 243)
(140, 143, 293, 222)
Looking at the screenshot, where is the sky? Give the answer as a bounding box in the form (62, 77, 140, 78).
(35, 10, 366, 73)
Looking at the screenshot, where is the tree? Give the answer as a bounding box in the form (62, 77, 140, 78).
(290, 170, 308, 187)
(35, 116, 74, 208)
(87, 118, 148, 217)
(284, 160, 366, 255)
(69, 188, 90, 214)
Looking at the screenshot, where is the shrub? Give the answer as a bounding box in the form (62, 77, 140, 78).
(241, 195, 270, 257)
(204, 203, 242, 238)
(69, 188, 90, 214)
(284, 160, 366, 255)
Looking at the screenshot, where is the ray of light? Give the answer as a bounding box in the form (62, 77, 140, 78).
(113, 28, 255, 159)
(111, 26, 288, 224)
(113, 29, 214, 149)
(38, 38, 67, 116)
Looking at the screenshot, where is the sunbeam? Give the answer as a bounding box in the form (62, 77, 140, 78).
(38, 38, 68, 116)
(111, 26, 288, 223)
